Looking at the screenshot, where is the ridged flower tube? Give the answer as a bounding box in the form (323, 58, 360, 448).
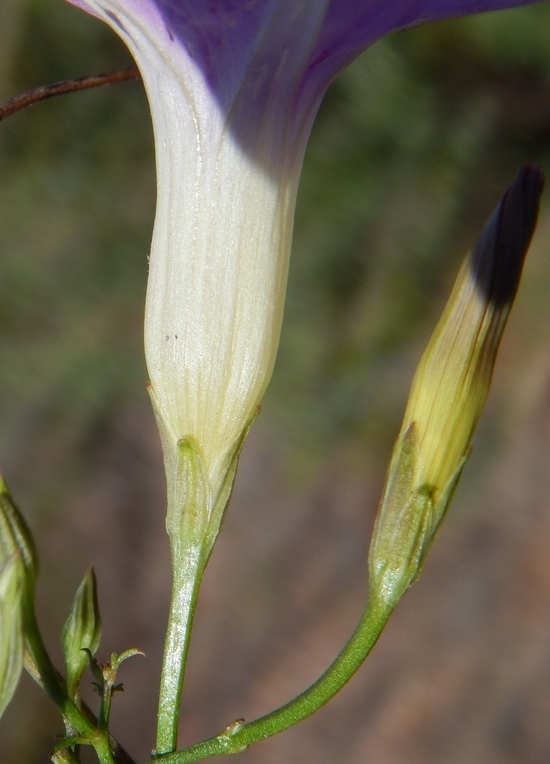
(64, 0, 546, 545)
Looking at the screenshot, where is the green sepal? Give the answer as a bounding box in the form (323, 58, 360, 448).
(165, 409, 259, 558)
(62, 567, 102, 702)
(412, 447, 471, 584)
(0, 554, 25, 718)
(368, 423, 469, 608)
(166, 437, 211, 547)
(203, 408, 259, 559)
(368, 424, 432, 608)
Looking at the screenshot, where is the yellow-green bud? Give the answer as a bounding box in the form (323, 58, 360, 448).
(369, 164, 544, 608)
(62, 567, 102, 702)
(0, 554, 24, 718)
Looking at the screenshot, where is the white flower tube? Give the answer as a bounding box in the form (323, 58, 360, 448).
(65, 0, 544, 549)
(71, 2, 335, 548)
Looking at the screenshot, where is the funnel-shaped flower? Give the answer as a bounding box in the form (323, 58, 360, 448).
(65, 0, 544, 539)
(369, 164, 544, 608)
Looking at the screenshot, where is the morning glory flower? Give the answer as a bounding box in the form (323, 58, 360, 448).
(65, 0, 545, 547)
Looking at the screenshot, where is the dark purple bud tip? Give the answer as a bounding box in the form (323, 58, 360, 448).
(471, 162, 545, 308)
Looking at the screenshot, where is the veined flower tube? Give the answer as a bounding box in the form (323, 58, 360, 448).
(66, 0, 545, 540)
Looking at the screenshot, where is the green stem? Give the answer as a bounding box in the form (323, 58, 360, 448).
(24, 609, 130, 764)
(25, 610, 68, 709)
(91, 738, 118, 764)
(156, 542, 205, 755)
(156, 595, 393, 763)
(99, 686, 113, 733)
(25, 610, 101, 746)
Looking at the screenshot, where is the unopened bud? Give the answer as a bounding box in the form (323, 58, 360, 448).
(369, 164, 544, 608)
(62, 567, 102, 701)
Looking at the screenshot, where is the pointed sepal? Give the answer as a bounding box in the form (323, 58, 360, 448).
(62, 567, 102, 702)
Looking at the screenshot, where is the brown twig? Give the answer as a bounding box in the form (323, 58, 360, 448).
(0, 66, 140, 122)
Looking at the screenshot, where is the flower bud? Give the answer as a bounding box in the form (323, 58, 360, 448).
(0, 474, 38, 596)
(369, 164, 544, 608)
(62, 567, 102, 702)
(0, 554, 25, 718)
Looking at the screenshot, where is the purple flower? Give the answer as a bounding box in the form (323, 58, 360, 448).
(66, 0, 544, 543)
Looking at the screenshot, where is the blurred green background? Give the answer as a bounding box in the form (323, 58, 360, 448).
(2, 1, 550, 762)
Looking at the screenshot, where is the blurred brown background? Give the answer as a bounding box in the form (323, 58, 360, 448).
(2, 1, 550, 762)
